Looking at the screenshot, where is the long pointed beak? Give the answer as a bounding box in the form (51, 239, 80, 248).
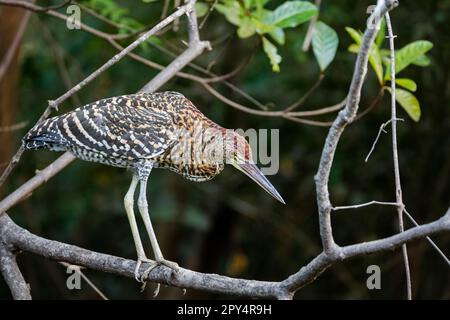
(234, 162, 286, 204)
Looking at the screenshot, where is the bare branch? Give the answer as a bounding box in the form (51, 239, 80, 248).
(314, 0, 399, 253)
(0, 121, 28, 133)
(386, 11, 411, 300)
(0, 239, 31, 300)
(284, 73, 325, 112)
(0, 152, 76, 215)
(283, 207, 450, 293)
(139, 2, 211, 93)
(365, 117, 404, 163)
(403, 208, 450, 268)
(332, 201, 400, 211)
(1, 208, 448, 299)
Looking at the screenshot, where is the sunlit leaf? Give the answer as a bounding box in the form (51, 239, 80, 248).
(395, 78, 417, 92)
(387, 87, 421, 121)
(237, 17, 256, 38)
(312, 21, 339, 71)
(262, 37, 281, 72)
(269, 27, 285, 45)
(345, 27, 383, 84)
(412, 54, 431, 67)
(215, 2, 242, 26)
(385, 40, 433, 78)
(345, 27, 362, 44)
(347, 44, 359, 54)
(266, 1, 317, 28)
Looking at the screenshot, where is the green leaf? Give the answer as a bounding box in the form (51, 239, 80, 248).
(347, 44, 359, 54)
(412, 54, 431, 67)
(266, 1, 317, 28)
(386, 40, 433, 78)
(237, 17, 256, 38)
(387, 88, 421, 121)
(375, 17, 386, 47)
(195, 2, 209, 18)
(395, 78, 417, 92)
(345, 27, 362, 44)
(345, 27, 383, 84)
(215, 2, 242, 26)
(312, 21, 339, 71)
(269, 27, 285, 45)
(262, 37, 281, 72)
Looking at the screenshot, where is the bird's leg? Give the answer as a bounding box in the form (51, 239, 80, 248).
(137, 171, 179, 273)
(124, 174, 154, 281)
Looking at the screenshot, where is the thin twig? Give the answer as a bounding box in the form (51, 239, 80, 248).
(0, 121, 28, 133)
(365, 117, 404, 162)
(302, 0, 321, 52)
(386, 11, 412, 300)
(29, 0, 71, 12)
(199, 0, 218, 29)
(59, 261, 108, 300)
(284, 73, 325, 112)
(403, 208, 450, 268)
(333, 200, 450, 269)
(332, 201, 400, 211)
(354, 87, 385, 121)
(161, 0, 170, 19)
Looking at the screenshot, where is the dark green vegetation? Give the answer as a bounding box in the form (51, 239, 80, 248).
(0, 0, 449, 299)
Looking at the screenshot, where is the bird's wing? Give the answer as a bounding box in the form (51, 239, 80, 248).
(64, 95, 179, 159)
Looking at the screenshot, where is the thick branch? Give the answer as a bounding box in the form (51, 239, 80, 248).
(0, 238, 31, 300)
(282, 208, 450, 292)
(1, 208, 448, 298)
(314, 0, 399, 253)
(0, 214, 288, 299)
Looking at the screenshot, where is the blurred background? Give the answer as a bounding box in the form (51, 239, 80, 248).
(0, 0, 449, 299)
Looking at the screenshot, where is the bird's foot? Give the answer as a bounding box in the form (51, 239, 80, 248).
(156, 258, 179, 272)
(134, 257, 155, 282)
(135, 258, 179, 283)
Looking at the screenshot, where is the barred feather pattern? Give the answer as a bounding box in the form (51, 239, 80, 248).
(24, 92, 226, 181)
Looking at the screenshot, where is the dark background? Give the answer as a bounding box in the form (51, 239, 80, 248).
(0, 0, 449, 299)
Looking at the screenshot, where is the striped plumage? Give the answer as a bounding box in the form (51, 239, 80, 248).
(24, 91, 284, 279)
(24, 92, 225, 182)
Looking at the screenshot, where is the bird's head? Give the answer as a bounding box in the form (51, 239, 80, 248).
(223, 131, 285, 204)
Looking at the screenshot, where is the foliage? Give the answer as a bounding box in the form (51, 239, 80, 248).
(213, 0, 317, 71)
(346, 24, 433, 122)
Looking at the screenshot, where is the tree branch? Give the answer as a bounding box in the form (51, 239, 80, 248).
(0, 237, 31, 300)
(385, 11, 411, 300)
(1, 207, 448, 299)
(314, 0, 398, 253)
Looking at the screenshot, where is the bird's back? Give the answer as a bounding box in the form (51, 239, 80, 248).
(24, 92, 225, 180)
